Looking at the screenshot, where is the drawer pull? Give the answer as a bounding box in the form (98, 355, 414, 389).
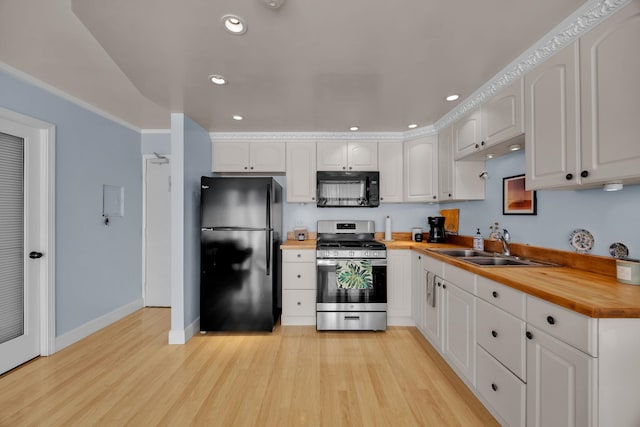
(491, 383, 498, 392)
(491, 330, 498, 338)
(345, 315, 360, 320)
(492, 291, 498, 298)
(546, 315, 556, 325)
(297, 301, 301, 306)
(297, 274, 301, 278)
(526, 331, 533, 340)
(297, 254, 301, 258)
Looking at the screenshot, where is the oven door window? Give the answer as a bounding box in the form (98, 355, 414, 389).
(317, 259, 387, 304)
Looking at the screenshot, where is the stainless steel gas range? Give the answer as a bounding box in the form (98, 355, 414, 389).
(315, 220, 387, 331)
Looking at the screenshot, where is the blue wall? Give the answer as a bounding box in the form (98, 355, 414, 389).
(182, 116, 211, 325)
(283, 150, 640, 258)
(0, 70, 143, 336)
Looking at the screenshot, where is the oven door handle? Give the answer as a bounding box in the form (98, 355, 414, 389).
(316, 259, 387, 267)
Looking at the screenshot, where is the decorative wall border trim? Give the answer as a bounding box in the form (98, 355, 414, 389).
(209, 131, 407, 142)
(434, 0, 632, 131)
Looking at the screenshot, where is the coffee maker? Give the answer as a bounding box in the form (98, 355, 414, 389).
(427, 216, 446, 243)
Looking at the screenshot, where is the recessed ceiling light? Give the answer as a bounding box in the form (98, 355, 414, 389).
(485, 153, 494, 159)
(445, 94, 460, 102)
(209, 74, 227, 85)
(222, 14, 247, 35)
(509, 144, 521, 151)
(408, 124, 418, 129)
(232, 115, 243, 121)
(349, 126, 359, 131)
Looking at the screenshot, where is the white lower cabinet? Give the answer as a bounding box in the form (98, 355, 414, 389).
(412, 258, 640, 427)
(441, 277, 476, 388)
(477, 345, 526, 427)
(281, 249, 316, 325)
(386, 250, 413, 325)
(525, 325, 594, 427)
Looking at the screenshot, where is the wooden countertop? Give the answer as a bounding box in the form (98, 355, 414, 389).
(281, 237, 640, 318)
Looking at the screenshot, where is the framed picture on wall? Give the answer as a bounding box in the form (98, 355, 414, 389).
(503, 174, 537, 215)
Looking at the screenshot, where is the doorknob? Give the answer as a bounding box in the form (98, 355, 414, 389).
(29, 251, 43, 259)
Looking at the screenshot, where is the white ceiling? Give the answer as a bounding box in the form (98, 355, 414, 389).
(0, 0, 585, 133)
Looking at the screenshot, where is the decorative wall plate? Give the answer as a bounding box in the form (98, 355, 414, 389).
(609, 242, 629, 259)
(569, 229, 594, 253)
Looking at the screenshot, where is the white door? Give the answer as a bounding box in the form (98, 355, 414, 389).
(144, 156, 171, 307)
(0, 121, 42, 374)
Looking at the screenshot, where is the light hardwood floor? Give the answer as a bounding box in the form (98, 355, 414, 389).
(0, 308, 498, 426)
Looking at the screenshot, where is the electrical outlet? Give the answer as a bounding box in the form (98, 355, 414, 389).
(295, 218, 305, 227)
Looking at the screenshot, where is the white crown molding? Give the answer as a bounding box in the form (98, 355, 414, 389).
(0, 61, 141, 133)
(209, 131, 406, 142)
(434, 0, 632, 131)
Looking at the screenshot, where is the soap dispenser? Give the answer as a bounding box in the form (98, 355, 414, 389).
(473, 228, 484, 251)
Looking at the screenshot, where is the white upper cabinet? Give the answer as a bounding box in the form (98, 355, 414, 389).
(579, 0, 640, 187)
(453, 109, 483, 160)
(454, 78, 524, 161)
(525, 42, 580, 190)
(286, 141, 316, 203)
(404, 135, 438, 202)
(378, 141, 404, 203)
(438, 126, 485, 201)
(527, 1, 640, 190)
(316, 141, 378, 171)
(212, 141, 286, 172)
(482, 77, 524, 148)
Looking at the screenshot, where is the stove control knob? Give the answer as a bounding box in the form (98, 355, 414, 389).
(333, 251, 339, 257)
(349, 251, 355, 257)
(364, 251, 370, 257)
(372, 251, 378, 257)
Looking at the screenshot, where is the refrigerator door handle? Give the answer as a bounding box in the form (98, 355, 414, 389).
(266, 183, 272, 230)
(266, 231, 272, 276)
(265, 183, 272, 276)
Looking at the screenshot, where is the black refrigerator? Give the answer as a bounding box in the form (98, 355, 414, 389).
(200, 177, 282, 332)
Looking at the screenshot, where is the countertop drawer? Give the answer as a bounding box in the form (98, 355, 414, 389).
(476, 345, 526, 427)
(282, 249, 316, 263)
(282, 289, 316, 317)
(443, 263, 476, 294)
(283, 262, 316, 290)
(526, 295, 597, 356)
(477, 276, 526, 320)
(477, 299, 526, 380)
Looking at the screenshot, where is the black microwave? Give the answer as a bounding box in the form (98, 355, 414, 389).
(316, 171, 380, 207)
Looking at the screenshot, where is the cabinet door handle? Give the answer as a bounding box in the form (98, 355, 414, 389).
(297, 274, 301, 278)
(442, 284, 447, 289)
(342, 166, 346, 170)
(481, 141, 485, 146)
(565, 173, 573, 180)
(297, 301, 301, 306)
(491, 330, 498, 338)
(492, 291, 498, 298)
(244, 166, 248, 170)
(491, 383, 498, 392)
(250, 166, 254, 170)
(297, 254, 301, 258)
(581, 170, 589, 178)
(526, 331, 534, 340)
(546, 315, 555, 325)
(475, 143, 479, 149)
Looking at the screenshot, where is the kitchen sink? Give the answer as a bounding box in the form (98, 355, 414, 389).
(429, 248, 558, 267)
(430, 249, 493, 257)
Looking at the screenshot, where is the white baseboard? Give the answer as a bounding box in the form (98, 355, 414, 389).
(387, 316, 416, 327)
(168, 316, 200, 344)
(55, 299, 144, 352)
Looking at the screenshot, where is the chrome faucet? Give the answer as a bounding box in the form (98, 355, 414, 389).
(499, 229, 511, 256)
